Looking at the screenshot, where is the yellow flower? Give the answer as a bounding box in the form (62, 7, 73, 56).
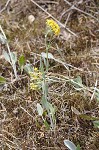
(46, 19, 60, 36)
(34, 67, 38, 71)
(29, 68, 43, 91)
(30, 83, 38, 90)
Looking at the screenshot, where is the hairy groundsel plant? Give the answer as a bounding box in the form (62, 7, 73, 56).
(30, 19, 60, 129)
(40, 19, 60, 129)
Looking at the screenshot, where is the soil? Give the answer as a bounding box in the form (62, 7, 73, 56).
(0, 0, 99, 150)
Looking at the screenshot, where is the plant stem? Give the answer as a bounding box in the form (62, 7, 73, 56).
(45, 32, 51, 73)
(0, 25, 17, 79)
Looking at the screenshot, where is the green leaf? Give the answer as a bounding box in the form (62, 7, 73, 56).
(35, 119, 41, 128)
(64, 140, 77, 150)
(72, 76, 83, 90)
(19, 55, 25, 73)
(24, 64, 33, 73)
(76, 144, 81, 150)
(41, 95, 47, 109)
(93, 121, 99, 128)
(37, 103, 43, 116)
(80, 114, 99, 121)
(41, 81, 48, 97)
(41, 52, 54, 59)
(95, 91, 99, 102)
(19, 55, 25, 67)
(0, 76, 6, 84)
(47, 102, 56, 117)
(3, 50, 11, 63)
(10, 52, 17, 65)
(43, 120, 50, 129)
(0, 33, 7, 44)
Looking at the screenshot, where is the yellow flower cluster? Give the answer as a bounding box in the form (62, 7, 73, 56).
(46, 19, 60, 36)
(29, 68, 42, 90)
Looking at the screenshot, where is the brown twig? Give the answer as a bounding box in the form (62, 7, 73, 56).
(64, 0, 99, 22)
(0, 0, 11, 14)
(36, 1, 59, 5)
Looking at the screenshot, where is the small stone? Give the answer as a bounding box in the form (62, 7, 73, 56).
(28, 15, 35, 24)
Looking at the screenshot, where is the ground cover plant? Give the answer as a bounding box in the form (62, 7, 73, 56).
(0, 0, 99, 150)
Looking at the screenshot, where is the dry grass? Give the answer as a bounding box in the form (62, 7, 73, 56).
(0, 0, 99, 150)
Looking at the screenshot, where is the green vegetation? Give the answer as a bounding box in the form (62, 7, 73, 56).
(0, 0, 99, 149)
